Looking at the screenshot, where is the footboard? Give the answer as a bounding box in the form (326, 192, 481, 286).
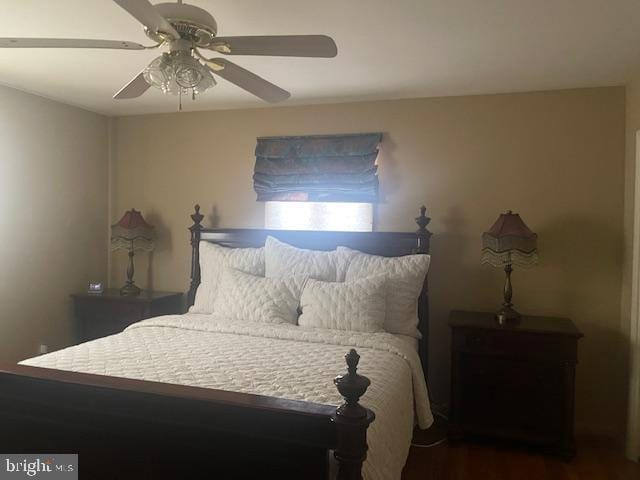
(0, 349, 374, 480)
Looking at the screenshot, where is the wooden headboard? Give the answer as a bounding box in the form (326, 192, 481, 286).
(186, 205, 433, 378)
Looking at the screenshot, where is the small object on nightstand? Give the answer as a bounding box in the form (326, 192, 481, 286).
(481, 211, 538, 323)
(72, 289, 183, 343)
(87, 282, 104, 294)
(111, 208, 156, 296)
(448, 310, 583, 459)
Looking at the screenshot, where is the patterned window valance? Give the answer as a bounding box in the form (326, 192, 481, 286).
(253, 133, 382, 202)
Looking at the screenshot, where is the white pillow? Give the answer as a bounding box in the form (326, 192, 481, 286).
(298, 275, 386, 333)
(212, 267, 305, 324)
(190, 242, 264, 314)
(265, 236, 355, 282)
(339, 247, 430, 339)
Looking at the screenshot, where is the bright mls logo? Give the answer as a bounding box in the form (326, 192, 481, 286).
(0, 455, 77, 479)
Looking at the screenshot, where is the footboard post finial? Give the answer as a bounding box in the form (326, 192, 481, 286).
(333, 349, 375, 480)
(187, 204, 204, 309)
(414, 205, 432, 254)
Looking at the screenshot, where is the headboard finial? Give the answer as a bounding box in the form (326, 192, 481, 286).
(413, 205, 432, 255)
(190, 204, 204, 228)
(415, 205, 431, 233)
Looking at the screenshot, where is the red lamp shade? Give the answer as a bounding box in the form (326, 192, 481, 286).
(481, 210, 538, 268)
(110, 209, 156, 252)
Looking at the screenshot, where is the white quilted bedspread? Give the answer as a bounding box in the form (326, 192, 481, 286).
(21, 314, 433, 480)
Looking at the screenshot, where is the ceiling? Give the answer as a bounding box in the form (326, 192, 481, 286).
(1, 0, 639, 116)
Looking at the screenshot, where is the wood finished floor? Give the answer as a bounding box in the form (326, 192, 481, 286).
(402, 437, 640, 480)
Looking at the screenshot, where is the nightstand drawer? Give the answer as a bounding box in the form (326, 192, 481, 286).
(463, 354, 564, 393)
(455, 328, 577, 361)
(75, 299, 147, 324)
(460, 354, 565, 435)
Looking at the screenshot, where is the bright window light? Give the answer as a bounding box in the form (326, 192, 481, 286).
(265, 201, 373, 232)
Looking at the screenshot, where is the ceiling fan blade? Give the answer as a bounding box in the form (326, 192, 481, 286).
(204, 58, 290, 103)
(0, 38, 146, 50)
(210, 35, 337, 58)
(113, 72, 150, 99)
(113, 0, 180, 40)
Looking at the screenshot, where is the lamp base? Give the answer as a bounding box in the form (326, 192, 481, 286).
(120, 282, 141, 296)
(496, 304, 521, 325)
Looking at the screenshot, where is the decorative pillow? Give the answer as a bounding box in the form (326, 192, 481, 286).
(212, 267, 305, 324)
(338, 247, 431, 338)
(298, 275, 386, 333)
(190, 242, 265, 314)
(265, 236, 355, 282)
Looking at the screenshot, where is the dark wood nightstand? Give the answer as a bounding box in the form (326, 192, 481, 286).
(72, 289, 183, 342)
(448, 310, 583, 458)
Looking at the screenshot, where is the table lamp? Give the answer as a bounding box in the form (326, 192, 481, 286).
(481, 210, 538, 323)
(111, 209, 156, 296)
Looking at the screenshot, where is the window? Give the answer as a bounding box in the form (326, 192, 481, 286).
(255, 133, 381, 232)
(265, 201, 373, 232)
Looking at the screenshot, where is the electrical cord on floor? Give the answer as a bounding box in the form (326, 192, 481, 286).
(411, 437, 447, 448)
(410, 412, 449, 448)
(410, 386, 450, 448)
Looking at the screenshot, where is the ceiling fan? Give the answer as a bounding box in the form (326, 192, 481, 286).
(0, 0, 337, 105)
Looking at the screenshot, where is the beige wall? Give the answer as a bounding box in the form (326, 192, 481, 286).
(0, 85, 108, 362)
(111, 87, 626, 437)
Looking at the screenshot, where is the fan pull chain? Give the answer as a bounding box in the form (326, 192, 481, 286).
(179, 89, 183, 111)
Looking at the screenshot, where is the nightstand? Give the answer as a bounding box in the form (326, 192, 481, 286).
(72, 289, 183, 342)
(448, 310, 583, 458)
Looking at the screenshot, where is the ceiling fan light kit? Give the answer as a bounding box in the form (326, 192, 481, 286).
(144, 50, 216, 97)
(0, 0, 338, 108)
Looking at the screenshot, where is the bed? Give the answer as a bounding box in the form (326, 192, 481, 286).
(0, 205, 433, 480)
